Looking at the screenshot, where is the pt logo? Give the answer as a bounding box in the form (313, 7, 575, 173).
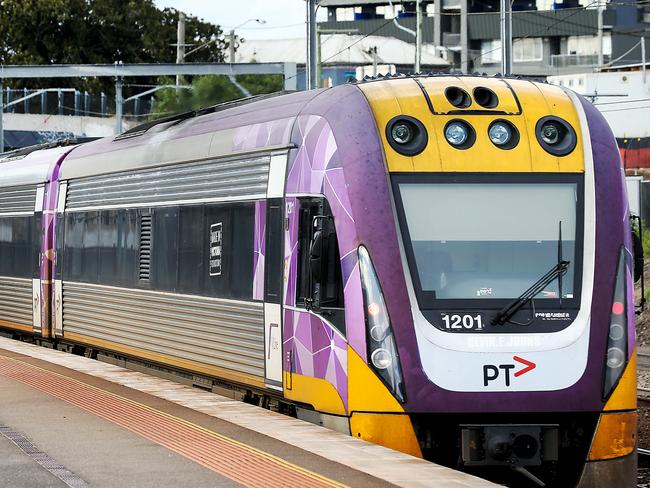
(483, 356, 536, 387)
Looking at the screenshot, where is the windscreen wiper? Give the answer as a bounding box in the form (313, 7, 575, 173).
(491, 260, 570, 326)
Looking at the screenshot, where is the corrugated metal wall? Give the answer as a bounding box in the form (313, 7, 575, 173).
(0, 185, 37, 214)
(0, 277, 32, 326)
(66, 156, 271, 210)
(62, 282, 266, 380)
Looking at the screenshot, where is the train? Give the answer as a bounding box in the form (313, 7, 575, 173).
(0, 75, 640, 487)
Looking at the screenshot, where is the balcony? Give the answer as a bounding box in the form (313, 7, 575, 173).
(551, 53, 609, 68)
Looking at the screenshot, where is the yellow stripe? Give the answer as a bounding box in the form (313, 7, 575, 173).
(0, 353, 348, 488)
(63, 331, 266, 390)
(0, 320, 33, 333)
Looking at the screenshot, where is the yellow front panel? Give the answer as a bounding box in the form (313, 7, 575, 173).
(357, 76, 585, 174)
(350, 412, 422, 458)
(604, 351, 637, 412)
(283, 372, 347, 415)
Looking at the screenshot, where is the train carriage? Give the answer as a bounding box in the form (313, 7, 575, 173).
(0, 76, 640, 487)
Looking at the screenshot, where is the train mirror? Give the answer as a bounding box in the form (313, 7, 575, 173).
(309, 229, 324, 284)
(631, 215, 646, 313)
(633, 228, 644, 283)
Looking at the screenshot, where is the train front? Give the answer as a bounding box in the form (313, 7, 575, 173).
(349, 77, 638, 487)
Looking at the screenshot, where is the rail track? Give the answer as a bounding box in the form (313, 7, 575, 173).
(637, 350, 650, 461)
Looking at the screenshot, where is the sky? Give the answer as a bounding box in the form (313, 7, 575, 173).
(154, 0, 327, 40)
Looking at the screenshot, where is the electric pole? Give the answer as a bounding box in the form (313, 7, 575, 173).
(415, 0, 422, 73)
(500, 0, 512, 75)
(229, 30, 236, 63)
(176, 12, 186, 88)
(307, 0, 318, 89)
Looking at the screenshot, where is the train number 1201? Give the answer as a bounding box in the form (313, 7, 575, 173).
(440, 313, 484, 330)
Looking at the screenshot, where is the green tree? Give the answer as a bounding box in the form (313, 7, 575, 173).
(0, 0, 227, 96)
(151, 74, 285, 118)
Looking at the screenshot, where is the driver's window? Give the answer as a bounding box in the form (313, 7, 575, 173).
(296, 197, 345, 334)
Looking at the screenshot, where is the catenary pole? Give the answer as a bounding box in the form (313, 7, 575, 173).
(416, 0, 422, 73)
(176, 12, 186, 90)
(307, 0, 318, 89)
(500, 0, 512, 75)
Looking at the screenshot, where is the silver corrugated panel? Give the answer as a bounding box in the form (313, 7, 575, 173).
(66, 156, 270, 210)
(0, 277, 33, 326)
(62, 282, 265, 380)
(0, 186, 37, 214)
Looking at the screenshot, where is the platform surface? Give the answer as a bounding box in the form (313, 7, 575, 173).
(0, 336, 499, 488)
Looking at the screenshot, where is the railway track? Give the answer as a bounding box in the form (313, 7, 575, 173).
(637, 350, 650, 461)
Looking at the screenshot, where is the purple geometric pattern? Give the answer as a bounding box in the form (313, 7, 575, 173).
(284, 309, 349, 410)
(283, 197, 299, 308)
(253, 200, 266, 301)
(232, 117, 294, 152)
(282, 115, 368, 413)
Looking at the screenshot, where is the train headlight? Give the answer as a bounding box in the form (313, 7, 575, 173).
(603, 248, 629, 400)
(358, 245, 406, 402)
(444, 120, 475, 149)
(371, 348, 393, 369)
(541, 123, 560, 145)
(391, 123, 412, 145)
(386, 116, 428, 156)
(535, 116, 577, 156)
(488, 120, 519, 149)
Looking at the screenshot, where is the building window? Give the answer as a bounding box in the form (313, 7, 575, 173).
(480, 38, 543, 64)
(567, 35, 612, 56)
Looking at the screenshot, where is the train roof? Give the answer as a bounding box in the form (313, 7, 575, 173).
(60, 89, 322, 180)
(0, 144, 79, 188)
(57, 74, 577, 181)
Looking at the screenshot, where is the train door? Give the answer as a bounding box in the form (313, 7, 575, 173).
(33, 185, 45, 335)
(53, 181, 67, 337)
(264, 152, 288, 389)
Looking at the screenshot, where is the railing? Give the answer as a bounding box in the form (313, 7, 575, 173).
(551, 53, 610, 68)
(1, 87, 153, 118)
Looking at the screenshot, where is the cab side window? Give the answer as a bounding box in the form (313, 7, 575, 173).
(296, 198, 345, 334)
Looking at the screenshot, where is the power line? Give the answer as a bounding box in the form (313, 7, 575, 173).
(594, 97, 650, 105)
(599, 104, 650, 112)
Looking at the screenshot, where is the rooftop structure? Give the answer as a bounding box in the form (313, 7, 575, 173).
(317, 0, 650, 76)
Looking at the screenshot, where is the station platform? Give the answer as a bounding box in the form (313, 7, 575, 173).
(0, 336, 498, 488)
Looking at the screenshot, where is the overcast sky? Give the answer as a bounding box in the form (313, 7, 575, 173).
(154, 0, 327, 40)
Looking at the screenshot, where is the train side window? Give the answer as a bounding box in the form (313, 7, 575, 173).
(296, 198, 345, 335)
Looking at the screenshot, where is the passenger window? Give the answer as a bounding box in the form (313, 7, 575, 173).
(296, 198, 345, 334)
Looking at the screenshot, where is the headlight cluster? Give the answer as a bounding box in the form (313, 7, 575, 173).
(386, 85, 577, 155)
(358, 246, 406, 402)
(603, 247, 629, 400)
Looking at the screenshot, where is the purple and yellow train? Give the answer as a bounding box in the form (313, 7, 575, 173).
(0, 75, 640, 486)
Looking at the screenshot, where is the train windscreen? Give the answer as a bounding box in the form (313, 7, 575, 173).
(397, 181, 579, 301)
